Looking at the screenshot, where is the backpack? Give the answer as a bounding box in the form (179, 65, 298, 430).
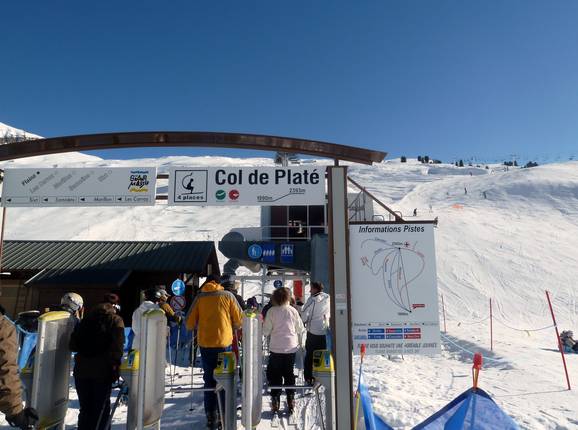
(72, 308, 114, 357)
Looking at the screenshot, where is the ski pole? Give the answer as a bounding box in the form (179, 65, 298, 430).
(354, 344, 366, 430)
(105, 382, 127, 429)
(168, 326, 174, 393)
(172, 321, 181, 393)
(190, 333, 198, 412)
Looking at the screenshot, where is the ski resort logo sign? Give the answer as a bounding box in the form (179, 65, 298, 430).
(1, 167, 157, 207)
(168, 166, 325, 206)
(349, 223, 441, 356)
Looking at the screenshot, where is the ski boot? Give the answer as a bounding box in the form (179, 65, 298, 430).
(287, 392, 295, 414)
(271, 395, 281, 427)
(287, 393, 297, 425)
(206, 411, 217, 429)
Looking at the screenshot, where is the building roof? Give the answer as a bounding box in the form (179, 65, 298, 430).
(2, 240, 219, 274)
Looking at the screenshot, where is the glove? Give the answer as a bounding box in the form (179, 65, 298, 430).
(7, 407, 39, 429)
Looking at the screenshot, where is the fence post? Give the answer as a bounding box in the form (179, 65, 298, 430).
(545, 290, 571, 390)
(490, 298, 493, 351)
(441, 294, 447, 333)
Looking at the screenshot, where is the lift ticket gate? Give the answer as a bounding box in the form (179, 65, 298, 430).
(313, 350, 336, 430)
(241, 311, 263, 428)
(121, 308, 166, 429)
(24, 311, 75, 430)
(214, 351, 237, 430)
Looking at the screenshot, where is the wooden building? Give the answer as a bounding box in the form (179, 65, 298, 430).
(0, 240, 219, 324)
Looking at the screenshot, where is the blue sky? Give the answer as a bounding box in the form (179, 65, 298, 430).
(1, 1, 577, 163)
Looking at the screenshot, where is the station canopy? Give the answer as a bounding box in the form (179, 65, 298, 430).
(2, 240, 219, 286)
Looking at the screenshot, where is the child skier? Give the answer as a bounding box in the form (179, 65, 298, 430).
(560, 330, 578, 353)
(263, 287, 305, 419)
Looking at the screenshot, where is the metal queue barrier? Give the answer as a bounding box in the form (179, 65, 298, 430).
(312, 350, 336, 430)
(121, 308, 166, 430)
(241, 311, 263, 428)
(21, 311, 75, 430)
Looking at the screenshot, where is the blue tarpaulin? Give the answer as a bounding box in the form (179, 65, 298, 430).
(17, 332, 37, 370)
(412, 388, 519, 430)
(168, 323, 193, 367)
(358, 371, 394, 430)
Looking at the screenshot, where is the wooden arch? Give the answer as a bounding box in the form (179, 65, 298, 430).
(0, 131, 386, 164)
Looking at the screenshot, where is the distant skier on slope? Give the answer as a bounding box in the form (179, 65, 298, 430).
(560, 331, 578, 353)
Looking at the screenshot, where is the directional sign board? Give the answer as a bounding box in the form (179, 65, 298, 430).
(2, 167, 157, 207)
(349, 223, 441, 356)
(168, 166, 325, 206)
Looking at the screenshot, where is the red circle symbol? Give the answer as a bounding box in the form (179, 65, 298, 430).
(229, 189, 240, 200)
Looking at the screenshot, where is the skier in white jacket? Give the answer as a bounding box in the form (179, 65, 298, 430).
(300, 281, 330, 384)
(263, 287, 305, 416)
(131, 287, 162, 351)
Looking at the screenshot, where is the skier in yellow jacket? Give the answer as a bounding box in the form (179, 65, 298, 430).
(186, 274, 243, 427)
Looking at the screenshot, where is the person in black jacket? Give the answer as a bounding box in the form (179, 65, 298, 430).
(69, 296, 125, 430)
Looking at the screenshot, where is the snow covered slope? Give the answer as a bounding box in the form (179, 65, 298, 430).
(0, 122, 43, 140)
(0, 148, 577, 429)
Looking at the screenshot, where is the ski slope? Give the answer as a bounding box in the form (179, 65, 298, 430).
(1, 149, 578, 429)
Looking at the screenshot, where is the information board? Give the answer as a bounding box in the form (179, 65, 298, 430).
(349, 223, 441, 355)
(2, 167, 157, 207)
(167, 166, 325, 206)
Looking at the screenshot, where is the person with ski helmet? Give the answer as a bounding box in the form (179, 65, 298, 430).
(221, 274, 246, 310)
(131, 287, 163, 351)
(300, 281, 331, 385)
(263, 287, 305, 417)
(157, 288, 182, 325)
(69, 295, 125, 430)
(0, 305, 39, 429)
(60, 292, 84, 321)
(186, 274, 243, 428)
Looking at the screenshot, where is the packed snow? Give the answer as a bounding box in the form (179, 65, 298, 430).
(1, 148, 578, 429)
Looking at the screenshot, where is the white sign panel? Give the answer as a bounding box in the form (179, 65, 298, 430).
(2, 167, 157, 207)
(349, 223, 441, 355)
(168, 166, 325, 206)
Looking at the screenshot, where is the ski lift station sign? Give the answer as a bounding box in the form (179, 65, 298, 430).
(349, 223, 441, 356)
(2, 167, 157, 207)
(168, 166, 325, 206)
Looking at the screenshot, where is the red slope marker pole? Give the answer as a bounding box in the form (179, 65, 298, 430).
(441, 294, 447, 333)
(472, 352, 483, 390)
(545, 290, 571, 390)
(490, 298, 493, 352)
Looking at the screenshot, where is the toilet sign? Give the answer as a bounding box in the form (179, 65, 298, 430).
(168, 166, 325, 206)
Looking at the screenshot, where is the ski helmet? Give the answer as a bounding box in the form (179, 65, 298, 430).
(144, 287, 163, 302)
(221, 273, 235, 289)
(61, 292, 84, 312)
